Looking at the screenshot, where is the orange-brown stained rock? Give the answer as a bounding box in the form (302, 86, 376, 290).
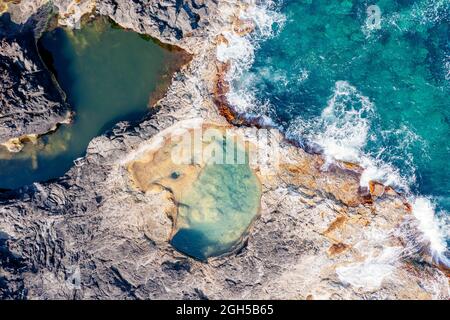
(341, 161, 364, 173)
(218, 105, 238, 124)
(213, 62, 246, 125)
(281, 157, 364, 207)
(214, 62, 232, 120)
(404, 202, 413, 213)
(361, 194, 374, 205)
(216, 34, 229, 46)
(328, 243, 350, 256)
(324, 215, 347, 235)
(384, 186, 399, 197)
(0, 0, 21, 12)
(369, 180, 385, 198)
(437, 264, 450, 279)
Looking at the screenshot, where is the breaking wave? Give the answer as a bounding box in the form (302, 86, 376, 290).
(216, 0, 285, 124)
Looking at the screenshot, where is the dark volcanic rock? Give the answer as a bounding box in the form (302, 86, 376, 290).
(0, 13, 70, 147)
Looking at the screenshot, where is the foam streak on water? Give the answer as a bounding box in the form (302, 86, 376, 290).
(217, 0, 450, 267)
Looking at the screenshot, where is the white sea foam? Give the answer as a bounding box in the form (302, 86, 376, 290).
(316, 82, 448, 265)
(216, 30, 258, 113)
(336, 246, 401, 291)
(444, 54, 450, 82)
(410, 0, 449, 26)
(411, 197, 449, 264)
(286, 81, 407, 190)
(314, 81, 374, 164)
(383, 0, 450, 32)
(286, 80, 448, 265)
(216, 0, 285, 114)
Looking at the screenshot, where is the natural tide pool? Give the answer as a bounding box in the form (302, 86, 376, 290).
(0, 17, 188, 189)
(128, 125, 262, 260)
(171, 160, 262, 260)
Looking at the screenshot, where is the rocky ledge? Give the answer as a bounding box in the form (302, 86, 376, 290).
(0, 0, 448, 299)
(0, 7, 70, 151)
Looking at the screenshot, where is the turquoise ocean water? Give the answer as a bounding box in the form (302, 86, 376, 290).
(222, 0, 449, 263)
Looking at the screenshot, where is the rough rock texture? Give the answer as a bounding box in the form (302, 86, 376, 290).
(0, 1, 448, 299)
(9, 0, 224, 52)
(0, 10, 70, 150)
(96, 0, 216, 48)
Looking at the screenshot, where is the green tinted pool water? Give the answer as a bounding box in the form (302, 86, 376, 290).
(171, 143, 261, 261)
(0, 17, 184, 189)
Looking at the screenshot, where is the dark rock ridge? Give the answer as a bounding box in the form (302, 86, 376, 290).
(0, 10, 70, 149)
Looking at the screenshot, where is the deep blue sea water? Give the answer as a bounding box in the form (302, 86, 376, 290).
(222, 0, 449, 261)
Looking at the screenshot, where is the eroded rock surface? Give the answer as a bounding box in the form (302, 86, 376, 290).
(0, 10, 70, 150)
(96, 0, 217, 48)
(0, 0, 448, 300)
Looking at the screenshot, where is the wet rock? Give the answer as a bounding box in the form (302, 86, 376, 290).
(328, 243, 350, 257)
(369, 181, 385, 198)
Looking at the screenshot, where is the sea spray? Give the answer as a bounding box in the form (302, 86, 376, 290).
(336, 246, 401, 291)
(291, 81, 374, 165)
(289, 81, 449, 266)
(216, 0, 285, 115)
(286, 81, 408, 191)
(410, 197, 449, 265)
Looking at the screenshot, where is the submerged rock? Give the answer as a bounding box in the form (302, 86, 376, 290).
(0, 0, 448, 300)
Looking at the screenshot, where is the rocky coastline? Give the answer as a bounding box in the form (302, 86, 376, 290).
(0, 0, 448, 299)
